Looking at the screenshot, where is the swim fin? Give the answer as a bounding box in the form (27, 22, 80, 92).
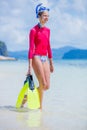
(16, 80, 28, 108)
(28, 85, 40, 109)
(27, 74, 40, 109)
(16, 75, 40, 109)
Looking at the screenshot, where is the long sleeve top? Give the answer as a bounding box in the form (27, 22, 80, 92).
(28, 24, 52, 59)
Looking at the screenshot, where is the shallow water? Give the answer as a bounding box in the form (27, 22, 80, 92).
(0, 60, 87, 130)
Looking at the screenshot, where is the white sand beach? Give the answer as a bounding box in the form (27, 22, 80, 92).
(0, 60, 87, 130)
(0, 55, 16, 60)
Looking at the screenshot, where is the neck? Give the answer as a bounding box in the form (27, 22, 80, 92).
(38, 22, 45, 28)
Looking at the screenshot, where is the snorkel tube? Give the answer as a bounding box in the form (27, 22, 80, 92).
(36, 3, 50, 18)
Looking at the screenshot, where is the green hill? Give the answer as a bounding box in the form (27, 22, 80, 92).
(7, 46, 87, 60)
(63, 49, 87, 59)
(0, 41, 8, 56)
(52, 46, 76, 60)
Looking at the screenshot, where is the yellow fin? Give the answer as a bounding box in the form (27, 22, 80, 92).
(16, 82, 28, 108)
(16, 81, 40, 109)
(28, 86, 40, 109)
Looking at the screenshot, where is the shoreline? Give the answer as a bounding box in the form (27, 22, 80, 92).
(0, 55, 17, 61)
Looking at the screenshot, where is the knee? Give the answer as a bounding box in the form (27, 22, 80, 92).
(42, 81, 50, 90)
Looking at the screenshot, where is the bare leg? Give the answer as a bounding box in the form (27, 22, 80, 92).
(32, 57, 50, 109)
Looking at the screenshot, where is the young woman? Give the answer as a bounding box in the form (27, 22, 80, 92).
(22, 3, 54, 109)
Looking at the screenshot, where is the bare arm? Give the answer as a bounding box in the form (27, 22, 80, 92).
(27, 59, 32, 75)
(49, 58, 54, 73)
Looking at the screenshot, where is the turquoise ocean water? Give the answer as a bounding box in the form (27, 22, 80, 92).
(0, 60, 87, 130)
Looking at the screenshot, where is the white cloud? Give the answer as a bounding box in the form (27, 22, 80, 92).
(0, 0, 87, 50)
(32, 0, 49, 6)
(48, 0, 87, 48)
(11, 9, 21, 16)
(72, 0, 87, 12)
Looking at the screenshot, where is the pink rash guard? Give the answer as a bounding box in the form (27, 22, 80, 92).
(28, 24, 52, 59)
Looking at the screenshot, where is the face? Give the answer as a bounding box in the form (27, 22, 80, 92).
(39, 11, 49, 25)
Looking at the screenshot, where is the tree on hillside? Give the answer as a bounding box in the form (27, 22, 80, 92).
(0, 41, 8, 56)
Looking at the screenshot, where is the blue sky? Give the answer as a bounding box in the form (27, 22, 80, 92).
(0, 0, 87, 51)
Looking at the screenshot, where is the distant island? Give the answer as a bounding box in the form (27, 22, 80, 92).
(52, 46, 87, 60)
(62, 49, 87, 59)
(0, 41, 16, 60)
(0, 40, 87, 60)
(8, 46, 87, 60)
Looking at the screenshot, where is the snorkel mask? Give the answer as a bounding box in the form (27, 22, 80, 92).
(36, 3, 50, 18)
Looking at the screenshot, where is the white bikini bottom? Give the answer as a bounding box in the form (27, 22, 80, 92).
(34, 55, 48, 63)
